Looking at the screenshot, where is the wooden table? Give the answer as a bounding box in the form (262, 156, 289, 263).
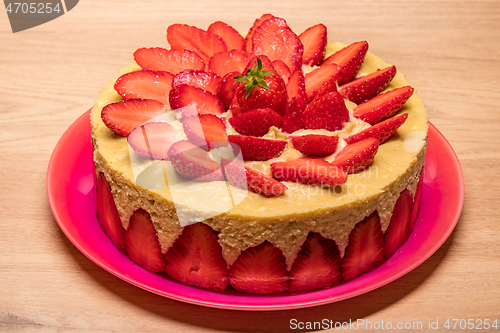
(1, 0, 499, 331)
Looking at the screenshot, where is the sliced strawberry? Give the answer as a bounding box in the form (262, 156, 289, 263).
(96, 172, 125, 250)
(411, 168, 425, 226)
(172, 69, 221, 95)
(304, 63, 341, 102)
(289, 233, 341, 294)
(339, 65, 397, 104)
(124, 208, 165, 272)
(228, 94, 243, 117)
(217, 71, 240, 109)
(251, 17, 304, 73)
(167, 24, 227, 64)
(101, 99, 167, 136)
(286, 69, 307, 112)
(182, 113, 228, 150)
(208, 50, 249, 78)
(228, 241, 288, 294)
(281, 98, 304, 133)
(229, 108, 284, 137)
(344, 113, 408, 145)
(127, 122, 177, 160)
(331, 137, 379, 174)
(164, 222, 228, 292)
(313, 75, 339, 100)
(245, 13, 275, 56)
(342, 211, 384, 281)
(133, 48, 205, 75)
(114, 70, 174, 107)
(271, 157, 348, 187)
(221, 158, 287, 196)
(167, 140, 223, 181)
(207, 21, 245, 52)
(353, 86, 414, 125)
(322, 41, 369, 85)
(298, 23, 327, 66)
(303, 91, 349, 131)
(271, 60, 291, 84)
(228, 135, 286, 161)
(384, 190, 413, 258)
(290, 134, 339, 157)
(169, 84, 225, 118)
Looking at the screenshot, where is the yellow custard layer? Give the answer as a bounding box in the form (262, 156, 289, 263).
(91, 42, 428, 269)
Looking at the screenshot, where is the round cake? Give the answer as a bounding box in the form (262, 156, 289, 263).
(91, 14, 427, 294)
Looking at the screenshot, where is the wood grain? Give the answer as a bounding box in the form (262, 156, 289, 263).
(1, 0, 499, 331)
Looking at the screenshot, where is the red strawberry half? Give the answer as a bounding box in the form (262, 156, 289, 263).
(271, 157, 348, 187)
(383, 190, 414, 258)
(303, 91, 349, 131)
(245, 13, 275, 56)
(228, 135, 286, 161)
(251, 17, 304, 73)
(287, 69, 307, 112)
(289, 233, 341, 294)
(127, 122, 177, 160)
(229, 108, 284, 137)
(167, 24, 227, 64)
(322, 41, 369, 85)
(228, 94, 243, 117)
(124, 208, 165, 272)
(331, 137, 379, 174)
(342, 211, 384, 281)
(313, 75, 339, 101)
(221, 158, 287, 196)
(101, 99, 167, 136)
(290, 134, 339, 157)
(208, 50, 248, 78)
(172, 69, 221, 95)
(298, 23, 327, 66)
(339, 65, 397, 104)
(169, 84, 225, 118)
(272, 60, 291, 84)
(228, 241, 288, 294)
(114, 70, 174, 107)
(207, 21, 245, 52)
(281, 97, 304, 134)
(167, 140, 223, 181)
(164, 222, 228, 292)
(353, 86, 414, 125)
(133, 48, 205, 75)
(96, 172, 125, 250)
(304, 63, 341, 102)
(217, 71, 240, 109)
(344, 113, 408, 145)
(182, 113, 228, 150)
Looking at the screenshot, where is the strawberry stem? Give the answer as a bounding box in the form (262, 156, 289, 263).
(235, 57, 274, 98)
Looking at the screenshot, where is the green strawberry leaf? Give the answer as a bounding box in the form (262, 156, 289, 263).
(234, 57, 273, 98)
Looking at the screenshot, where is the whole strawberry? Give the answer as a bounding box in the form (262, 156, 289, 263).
(234, 57, 288, 116)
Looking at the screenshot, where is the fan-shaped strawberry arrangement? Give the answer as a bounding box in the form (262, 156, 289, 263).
(97, 14, 422, 294)
(101, 13, 414, 198)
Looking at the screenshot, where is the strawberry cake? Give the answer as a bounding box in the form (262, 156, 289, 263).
(91, 14, 427, 294)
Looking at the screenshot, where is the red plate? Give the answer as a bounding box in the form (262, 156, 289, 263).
(47, 110, 464, 310)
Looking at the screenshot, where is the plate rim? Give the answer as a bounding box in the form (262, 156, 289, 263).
(47, 110, 464, 311)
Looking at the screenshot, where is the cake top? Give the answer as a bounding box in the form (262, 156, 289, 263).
(92, 14, 428, 222)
